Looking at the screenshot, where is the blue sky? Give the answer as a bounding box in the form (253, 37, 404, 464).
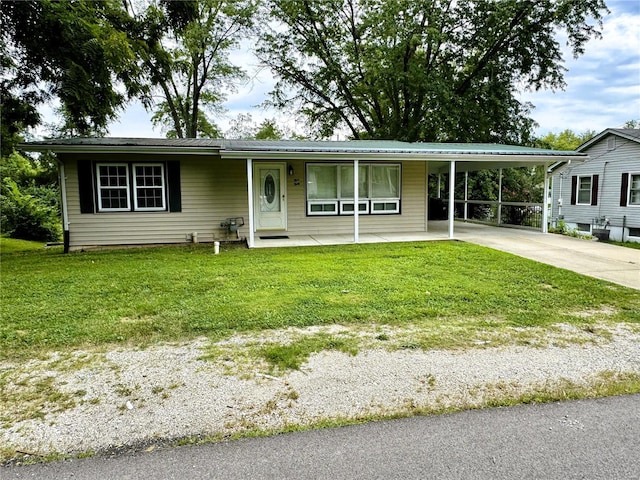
(104, 0, 639, 139)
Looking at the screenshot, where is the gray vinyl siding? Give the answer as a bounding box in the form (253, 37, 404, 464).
(551, 135, 640, 232)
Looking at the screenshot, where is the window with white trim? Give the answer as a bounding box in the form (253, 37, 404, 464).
(97, 164, 130, 212)
(577, 176, 592, 205)
(96, 163, 167, 212)
(630, 173, 640, 205)
(306, 163, 400, 215)
(133, 164, 166, 211)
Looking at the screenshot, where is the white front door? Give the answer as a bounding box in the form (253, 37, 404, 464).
(253, 163, 287, 231)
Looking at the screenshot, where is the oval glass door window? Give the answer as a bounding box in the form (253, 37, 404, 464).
(265, 174, 276, 203)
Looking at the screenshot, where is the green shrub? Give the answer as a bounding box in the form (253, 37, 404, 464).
(1, 178, 61, 242)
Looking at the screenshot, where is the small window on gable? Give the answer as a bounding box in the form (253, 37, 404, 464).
(577, 176, 592, 205)
(607, 137, 616, 150)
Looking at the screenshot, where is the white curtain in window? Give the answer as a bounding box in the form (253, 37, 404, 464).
(371, 165, 399, 198)
(340, 165, 368, 198)
(307, 165, 338, 199)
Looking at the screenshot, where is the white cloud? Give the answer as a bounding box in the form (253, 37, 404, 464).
(521, 0, 640, 135)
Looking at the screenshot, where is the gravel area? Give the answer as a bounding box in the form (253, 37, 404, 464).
(1, 323, 639, 461)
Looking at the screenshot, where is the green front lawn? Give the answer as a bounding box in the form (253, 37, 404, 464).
(1, 239, 638, 361)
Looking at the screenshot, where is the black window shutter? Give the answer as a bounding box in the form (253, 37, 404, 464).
(620, 173, 629, 207)
(570, 175, 577, 205)
(77, 161, 95, 213)
(167, 161, 182, 212)
(591, 174, 599, 206)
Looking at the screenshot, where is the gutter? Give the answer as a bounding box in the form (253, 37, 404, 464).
(220, 149, 588, 163)
(18, 144, 222, 156)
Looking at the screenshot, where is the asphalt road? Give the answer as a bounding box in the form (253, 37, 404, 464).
(5, 394, 639, 480)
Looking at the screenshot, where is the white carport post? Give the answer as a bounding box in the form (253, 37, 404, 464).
(354, 159, 359, 243)
(247, 158, 254, 248)
(542, 164, 550, 233)
(448, 161, 456, 239)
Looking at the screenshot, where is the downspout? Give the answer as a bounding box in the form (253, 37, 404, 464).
(56, 156, 70, 253)
(246, 158, 254, 248)
(558, 172, 563, 218)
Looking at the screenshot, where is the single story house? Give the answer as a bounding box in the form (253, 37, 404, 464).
(21, 138, 587, 252)
(550, 128, 640, 243)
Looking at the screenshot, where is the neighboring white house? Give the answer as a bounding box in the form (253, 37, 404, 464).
(550, 128, 640, 243)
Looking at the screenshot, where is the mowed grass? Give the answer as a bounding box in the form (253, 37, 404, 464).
(1, 238, 639, 361)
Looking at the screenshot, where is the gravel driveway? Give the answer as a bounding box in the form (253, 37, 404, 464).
(2, 323, 639, 462)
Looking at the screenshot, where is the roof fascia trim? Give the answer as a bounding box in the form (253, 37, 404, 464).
(18, 144, 221, 156)
(220, 150, 587, 163)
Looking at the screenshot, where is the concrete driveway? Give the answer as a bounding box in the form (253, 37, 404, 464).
(453, 222, 640, 290)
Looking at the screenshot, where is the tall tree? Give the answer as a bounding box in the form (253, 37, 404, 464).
(126, 0, 258, 138)
(257, 0, 608, 143)
(536, 129, 596, 151)
(1, 0, 145, 138)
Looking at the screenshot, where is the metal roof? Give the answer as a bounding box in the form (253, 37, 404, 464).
(21, 137, 584, 157)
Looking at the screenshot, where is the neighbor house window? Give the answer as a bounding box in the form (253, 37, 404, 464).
(577, 223, 591, 232)
(306, 163, 400, 215)
(96, 163, 167, 212)
(133, 164, 166, 211)
(630, 173, 640, 205)
(97, 164, 130, 212)
(577, 176, 592, 205)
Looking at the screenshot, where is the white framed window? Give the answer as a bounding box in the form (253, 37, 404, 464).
(97, 163, 130, 212)
(372, 200, 400, 214)
(306, 163, 401, 216)
(340, 201, 369, 215)
(133, 163, 166, 211)
(629, 173, 640, 206)
(307, 200, 338, 215)
(577, 176, 592, 205)
(96, 163, 168, 212)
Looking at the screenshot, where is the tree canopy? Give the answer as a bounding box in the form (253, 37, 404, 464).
(536, 129, 597, 151)
(1, 0, 145, 139)
(126, 0, 258, 138)
(257, 0, 608, 143)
